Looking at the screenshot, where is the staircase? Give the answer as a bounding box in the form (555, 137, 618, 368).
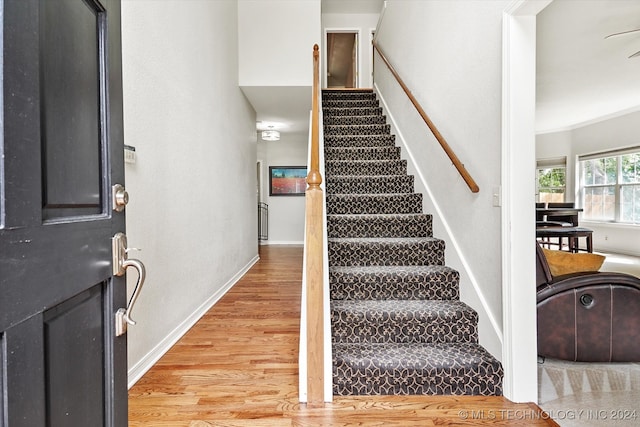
(322, 89, 503, 396)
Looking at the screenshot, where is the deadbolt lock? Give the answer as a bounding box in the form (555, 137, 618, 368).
(112, 184, 129, 212)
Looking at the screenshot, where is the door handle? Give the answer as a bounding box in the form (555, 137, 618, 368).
(112, 232, 146, 336)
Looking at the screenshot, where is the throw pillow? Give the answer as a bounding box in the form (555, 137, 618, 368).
(542, 248, 606, 276)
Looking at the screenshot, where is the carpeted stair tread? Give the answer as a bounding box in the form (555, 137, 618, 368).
(329, 265, 460, 301)
(324, 115, 387, 127)
(324, 134, 396, 147)
(327, 213, 432, 238)
(332, 342, 504, 396)
(322, 89, 376, 99)
(324, 124, 391, 136)
(324, 107, 383, 117)
(326, 159, 406, 176)
(323, 99, 380, 109)
(331, 299, 478, 344)
(325, 146, 401, 161)
(323, 94, 375, 99)
(327, 193, 422, 215)
(326, 175, 414, 195)
(328, 237, 445, 267)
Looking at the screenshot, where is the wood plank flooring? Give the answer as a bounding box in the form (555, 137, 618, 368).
(128, 245, 558, 426)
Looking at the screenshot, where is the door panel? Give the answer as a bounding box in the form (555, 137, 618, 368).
(42, 0, 104, 219)
(1, 0, 128, 425)
(4, 316, 46, 426)
(45, 285, 105, 426)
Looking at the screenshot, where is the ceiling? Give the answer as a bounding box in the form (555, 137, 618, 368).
(322, 0, 384, 15)
(536, 0, 640, 133)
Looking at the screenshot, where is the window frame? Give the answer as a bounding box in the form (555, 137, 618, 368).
(536, 157, 567, 203)
(578, 147, 640, 225)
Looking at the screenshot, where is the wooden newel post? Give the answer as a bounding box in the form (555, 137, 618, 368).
(308, 44, 322, 191)
(305, 43, 325, 406)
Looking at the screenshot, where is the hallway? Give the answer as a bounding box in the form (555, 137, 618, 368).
(128, 245, 557, 426)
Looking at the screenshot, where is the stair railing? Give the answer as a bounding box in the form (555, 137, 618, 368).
(303, 44, 325, 406)
(372, 40, 480, 193)
(258, 202, 268, 241)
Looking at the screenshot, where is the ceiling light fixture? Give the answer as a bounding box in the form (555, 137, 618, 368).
(261, 127, 280, 141)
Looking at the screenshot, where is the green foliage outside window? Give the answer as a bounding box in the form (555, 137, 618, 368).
(538, 167, 565, 202)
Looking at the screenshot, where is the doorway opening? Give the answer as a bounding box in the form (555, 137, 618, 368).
(257, 160, 268, 243)
(326, 31, 358, 89)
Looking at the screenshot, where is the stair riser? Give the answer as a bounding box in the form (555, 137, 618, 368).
(323, 99, 379, 108)
(331, 310, 478, 344)
(324, 107, 382, 117)
(329, 273, 460, 300)
(322, 91, 375, 100)
(325, 124, 391, 136)
(326, 160, 406, 176)
(334, 365, 503, 396)
(328, 240, 445, 267)
(329, 266, 460, 301)
(324, 115, 386, 126)
(325, 147, 401, 162)
(327, 215, 432, 238)
(324, 135, 396, 147)
(333, 342, 504, 396)
(327, 176, 414, 195)
(327, 194, 422, 215)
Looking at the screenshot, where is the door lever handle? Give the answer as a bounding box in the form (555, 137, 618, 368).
(119, 258, 146, 326)
(112, 232, 147, 336)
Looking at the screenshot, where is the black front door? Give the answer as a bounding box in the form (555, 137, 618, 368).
(1, 0, 128, 425)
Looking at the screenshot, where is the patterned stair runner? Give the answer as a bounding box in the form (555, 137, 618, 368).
(323, 89, 503, 396)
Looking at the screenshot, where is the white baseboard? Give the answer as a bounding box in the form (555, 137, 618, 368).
(264, 240, 304, 245)
(127, 254, 260, 388)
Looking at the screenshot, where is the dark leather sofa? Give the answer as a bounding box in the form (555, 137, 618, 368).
(536, 242, 640, 362)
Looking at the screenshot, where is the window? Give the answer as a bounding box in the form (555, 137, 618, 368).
(579, 148, 640, 224)
(536, 157, 566, 203)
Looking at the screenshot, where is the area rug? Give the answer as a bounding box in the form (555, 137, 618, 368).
(538, 358, 640, 426)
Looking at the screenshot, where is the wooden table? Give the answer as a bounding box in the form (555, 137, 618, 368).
(536, 208, 583, 226)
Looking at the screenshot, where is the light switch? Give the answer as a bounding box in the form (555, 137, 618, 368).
(492, 186, 501, 207)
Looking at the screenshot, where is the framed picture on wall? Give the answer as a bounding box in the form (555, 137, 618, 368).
(269, 166, 307, 196)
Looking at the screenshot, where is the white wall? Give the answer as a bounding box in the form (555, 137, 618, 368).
(374, 0, 511, 359)
(571, 111, 640, 156)
(257, 133, 308, 244)
(121, 0, 259, 384)
(322, 12, 380, 88)
(238, 0, 321, 86)
(536, 111, 640, 256)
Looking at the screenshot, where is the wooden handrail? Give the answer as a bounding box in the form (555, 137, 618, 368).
(372, 41, 480, 193)
(304, 44, 324, 406)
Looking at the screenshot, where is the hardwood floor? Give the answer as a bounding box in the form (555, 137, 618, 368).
(128, 245, 558, 426)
